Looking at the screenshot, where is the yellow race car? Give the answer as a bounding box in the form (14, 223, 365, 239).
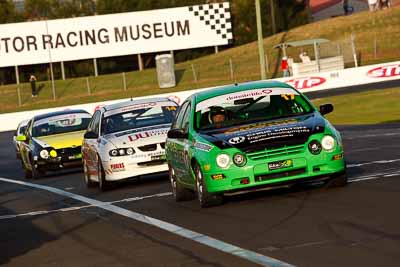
(17, 109, 92, 179)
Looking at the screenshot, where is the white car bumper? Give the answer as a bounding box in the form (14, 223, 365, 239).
(102, 153, 168, 181)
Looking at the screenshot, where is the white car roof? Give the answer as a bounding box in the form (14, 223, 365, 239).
(104, 97, 175, 112)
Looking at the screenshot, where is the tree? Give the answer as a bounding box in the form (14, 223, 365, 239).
(0, 0, 19, 23)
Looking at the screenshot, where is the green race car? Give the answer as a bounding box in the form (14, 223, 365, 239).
(166, 81, 347, 207)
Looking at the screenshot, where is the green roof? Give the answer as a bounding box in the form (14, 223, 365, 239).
(193, 80, 293, 103)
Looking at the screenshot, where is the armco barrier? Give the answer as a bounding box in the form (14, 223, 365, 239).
(1, 61, 399, 132)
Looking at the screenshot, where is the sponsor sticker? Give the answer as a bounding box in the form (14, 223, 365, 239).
(246, 126, 310, 144)
(104, 101, 177, 117)
(226, 89, 272, 101)
(128, 129, 169, 142)
(268, 159, 293, 171)
(228, 136, 245, 144)
(114, 124, 170, 138)
(224, 119, 299, 134)
(194, 142, 213, 152)
(151, 154, 167, 161)
(367, 64, 400, 78)
(285, 77, 326, 90)
(111, 163, 125, 172)
(195, 88, 299, 112)
(34, 113, 91, 127)
(68, 153, 82, 160)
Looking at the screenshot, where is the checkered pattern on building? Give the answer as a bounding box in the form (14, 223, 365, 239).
(188, 2, 233, 43)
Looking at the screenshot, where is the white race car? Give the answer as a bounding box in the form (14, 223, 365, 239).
(82, 97, 178, 190)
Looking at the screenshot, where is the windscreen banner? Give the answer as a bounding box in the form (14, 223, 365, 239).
(0, 2, 232, 67)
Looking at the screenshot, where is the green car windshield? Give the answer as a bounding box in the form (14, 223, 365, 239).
(32, 113, 92, 137)
(195, 87, 314, 130)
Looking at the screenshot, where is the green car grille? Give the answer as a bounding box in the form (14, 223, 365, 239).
(247, 144, 305, 161)
(255, 168, 306, 182)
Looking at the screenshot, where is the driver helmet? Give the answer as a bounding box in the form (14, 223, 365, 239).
(208, 106, 227, 124)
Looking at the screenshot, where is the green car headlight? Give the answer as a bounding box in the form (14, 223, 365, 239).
(321, 135, 335, 151)
(216, 154, 230, 168)
(233, 153, 246, 167)
(308, 140, 322, 155)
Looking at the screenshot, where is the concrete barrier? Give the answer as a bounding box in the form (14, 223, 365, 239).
(1, 61, 399, 132)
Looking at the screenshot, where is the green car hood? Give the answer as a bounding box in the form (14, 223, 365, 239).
(198, 113, 326, 152)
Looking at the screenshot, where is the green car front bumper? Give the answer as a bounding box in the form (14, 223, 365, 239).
(201, 144, 345, 194)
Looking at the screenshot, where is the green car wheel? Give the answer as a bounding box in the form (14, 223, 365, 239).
(169, 166, 193, 201)
(194, 163, 223, 208)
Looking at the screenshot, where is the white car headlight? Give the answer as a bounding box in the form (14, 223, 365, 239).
(216, 154, 230, 168)
(40, 149, 49, 159)
(126, 148, 134, 155)
(321, 136, 335, 151)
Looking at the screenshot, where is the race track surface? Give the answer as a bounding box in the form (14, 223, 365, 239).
(1, 123, 400, 267)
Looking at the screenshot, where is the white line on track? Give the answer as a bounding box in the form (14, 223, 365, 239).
(343, 132, 400, 140)
(0, 192, 172, 220)
(347, 159, 400, 168)
(0, 177, 294, 267)
(349, 170, 400, 183)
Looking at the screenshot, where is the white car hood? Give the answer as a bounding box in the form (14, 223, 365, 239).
(104, 124, 170, 148)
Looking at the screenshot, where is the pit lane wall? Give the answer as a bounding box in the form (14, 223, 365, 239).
(1, 61, 399, 132)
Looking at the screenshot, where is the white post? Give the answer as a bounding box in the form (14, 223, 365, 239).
(86, 77, 91, 95)
(122, 72, 127, 91)
(313, 41, 320, 72)
(15, 66, 21, 106)
(61, 61, 66, 80)
(255, 0, 267, 80)
(215, 46, 219, 54)
(45, 20, 56, 101)
(138, 54, 144, 71)
(191, 64, 198, 83)
(265, 53, 270, 73)
(229, 58, 234, 81)
(50, 62, 56, 100)
(351, 33, 358, 67)
(93, 58, 98, 77)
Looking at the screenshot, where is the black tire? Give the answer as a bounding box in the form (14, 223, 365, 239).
(83, 161, 96, 188)
(169, 166, 193, 201)
(31, 163, 44, 180)
(194, 163, 223, 208)
(25, 156, 44, 180)
(328, 171, 348, 187)
(97, 157, 109, 191)
(23, 163, 32, 179)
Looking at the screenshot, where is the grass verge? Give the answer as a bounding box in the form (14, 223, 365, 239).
(311, 87, 400, 124)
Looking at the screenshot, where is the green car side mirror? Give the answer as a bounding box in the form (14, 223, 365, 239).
(16, 135, 27, 141)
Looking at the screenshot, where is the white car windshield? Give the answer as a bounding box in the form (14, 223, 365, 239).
(102, 104, 177, 134)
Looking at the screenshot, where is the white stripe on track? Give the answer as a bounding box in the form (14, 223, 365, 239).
(347, 159, 400, 168)
(0, 177, 294, 267)
(0, 192, 172, 220)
